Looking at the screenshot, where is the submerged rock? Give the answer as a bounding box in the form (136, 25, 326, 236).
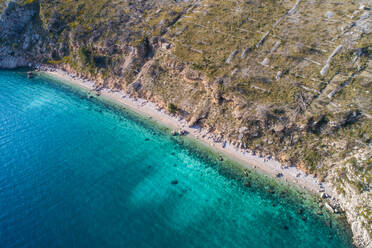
(276, 173, 283, 178)
(244, 181, 251, 187)
(27, 71, 34, 78)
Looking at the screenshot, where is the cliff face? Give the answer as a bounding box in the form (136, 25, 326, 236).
(0, 0, 371, 246)
(0, 0, 40, 68)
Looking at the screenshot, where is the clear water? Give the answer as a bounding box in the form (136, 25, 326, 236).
(0, 70, 354, 248)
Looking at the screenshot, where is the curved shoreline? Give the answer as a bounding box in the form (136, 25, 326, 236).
(41, 68, 337, 198)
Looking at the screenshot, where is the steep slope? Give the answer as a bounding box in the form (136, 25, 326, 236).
(0, 0, 371, 246)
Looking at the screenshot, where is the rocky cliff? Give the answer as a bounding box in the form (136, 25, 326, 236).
(0, 0, 371, 246)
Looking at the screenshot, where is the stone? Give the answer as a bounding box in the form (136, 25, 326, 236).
(325, 11, 335, 19)
(325, 203, 334, 212)
(27, 71, 34, 78)
(131, 81, 142, 91)
(320, 45, 343, 75)
(214, 78, 224, 85)
(321, 192, 329, 199)
(161, 42, 171, 50)
(180, 129, 188, 136)
(239, 127, 248, 133)
(261, 57, 269, 66)
(276, 71, 282, 81)
(270, 41, 281, 53)
(256, 31, 270, 48)
(326, 220, 332, 228)
(225, 49, 238, 64)
(359, 4, 367, 10)
(241, 48, 249, 59)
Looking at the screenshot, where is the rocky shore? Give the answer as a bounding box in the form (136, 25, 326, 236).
(41, 66, 346, 209)
(39, 65, 371, 248)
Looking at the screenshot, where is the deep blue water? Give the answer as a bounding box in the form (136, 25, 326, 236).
(0, 70, 354, 248)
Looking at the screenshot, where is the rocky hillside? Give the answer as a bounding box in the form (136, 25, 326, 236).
(0, 0, 371, 246)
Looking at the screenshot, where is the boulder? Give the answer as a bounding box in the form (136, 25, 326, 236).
(131, 81, 142, 91)
(161, 42, 171, 50)
(321, 192, 329, 199)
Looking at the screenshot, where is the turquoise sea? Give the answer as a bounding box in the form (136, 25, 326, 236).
(0, 70, 354, 248)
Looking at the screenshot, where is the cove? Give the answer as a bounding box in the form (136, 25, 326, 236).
(0, 70, 354, 248)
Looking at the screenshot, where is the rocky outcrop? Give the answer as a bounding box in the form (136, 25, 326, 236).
(338, 191, 371, 248)
(0, 0, 41, 68)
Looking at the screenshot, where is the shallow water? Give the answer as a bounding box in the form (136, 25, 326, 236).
(0, 70, 354, 248)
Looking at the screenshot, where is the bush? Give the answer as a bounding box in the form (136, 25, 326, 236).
(168, 103, 177, 114)
(78, 47, 92, 66)
(304, 150, 320, 172)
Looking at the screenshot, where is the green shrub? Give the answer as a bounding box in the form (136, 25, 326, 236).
(78, 47, 92, 66)
(304, 150, 320, 172)
(168, 103, 177, 114)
